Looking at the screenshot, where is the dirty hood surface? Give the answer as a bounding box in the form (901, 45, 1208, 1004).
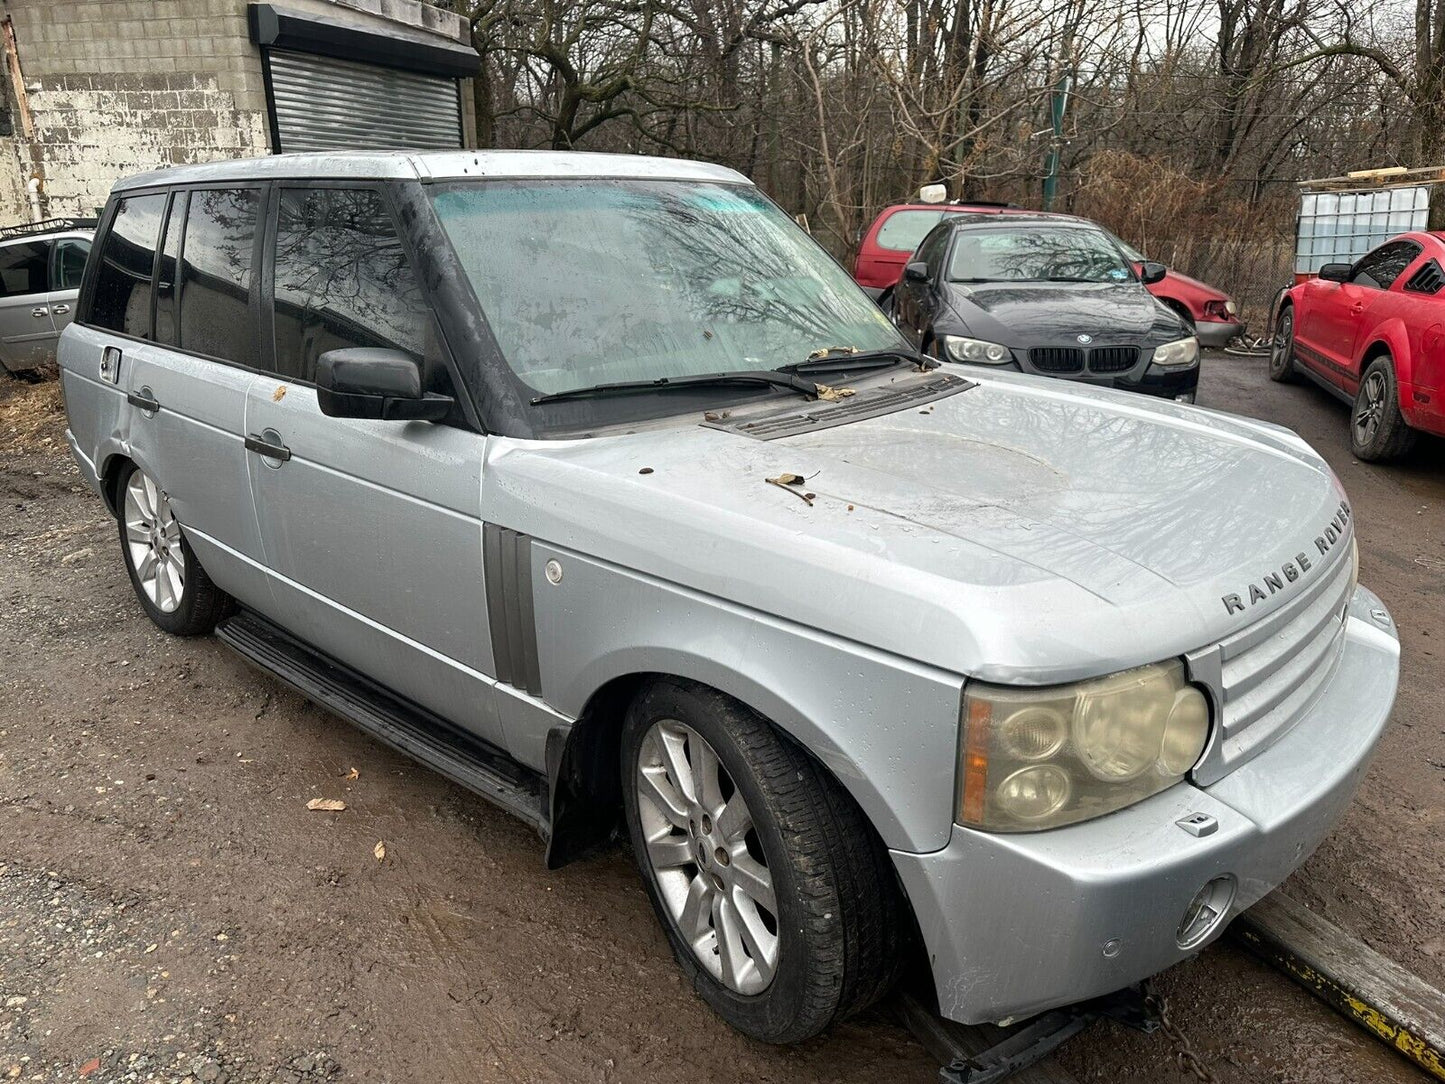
(486, 371, 1351, 683)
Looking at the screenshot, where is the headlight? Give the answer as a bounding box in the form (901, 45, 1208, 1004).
(1151, 337, 1200, 367)
(942, 335, 1013, 365)
(1224, 300, 1238, 316)
(959, 659, 1211, 831)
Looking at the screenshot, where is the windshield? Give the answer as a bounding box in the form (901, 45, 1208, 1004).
(947, 226, 1135, 284)
(431, 180, 905, 396)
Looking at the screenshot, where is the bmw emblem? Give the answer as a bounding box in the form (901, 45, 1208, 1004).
(1076, 333, 1093, 344)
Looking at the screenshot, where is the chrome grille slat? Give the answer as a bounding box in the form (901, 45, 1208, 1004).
(1223, 613, 1345, 734)
(1221, 555, 1353, 700)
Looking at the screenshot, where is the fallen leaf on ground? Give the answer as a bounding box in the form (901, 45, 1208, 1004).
(344, 767, 359, 781)
(374, 840, 386, 862)
(306, 798, 346, 812)
(814, 383, 856, 401)
(78, 1060, 101, 1078)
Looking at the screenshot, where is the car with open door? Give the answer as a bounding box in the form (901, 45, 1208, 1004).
(60, 151, 1396, 1047)
(1272, 231, 1445, 460)
(893, 213, 1201, 401)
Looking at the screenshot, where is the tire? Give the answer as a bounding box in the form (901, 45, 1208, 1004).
(1350, 355, 1417, 462)
(1268, 306, 1297, 383)
(621, 679, 902, 1044)
(115, 461, 232, 635)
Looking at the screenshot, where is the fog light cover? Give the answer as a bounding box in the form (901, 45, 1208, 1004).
(1177, 875, 1236, 949)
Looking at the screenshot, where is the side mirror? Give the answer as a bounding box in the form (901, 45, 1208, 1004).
(904, 261, 930, 283)
(316, 348, 453, 422)
(1318, 262, 1351, 283)
(1138, 260, 1168, 285)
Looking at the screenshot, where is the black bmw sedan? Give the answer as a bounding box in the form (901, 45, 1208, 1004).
(891, 214, 1200, 401)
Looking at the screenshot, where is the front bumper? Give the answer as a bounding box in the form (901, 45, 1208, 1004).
(892, 585, 1399, 1026)
(1194, 318, 1245, 349)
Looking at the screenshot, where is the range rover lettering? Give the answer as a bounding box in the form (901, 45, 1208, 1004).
(60, 152, 1399, 1043)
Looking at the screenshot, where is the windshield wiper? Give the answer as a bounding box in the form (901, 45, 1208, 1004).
(777, 348, 934, 375)
(530, 369, 819, 406)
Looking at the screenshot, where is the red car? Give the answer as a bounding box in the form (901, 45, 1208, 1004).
(1272, 230, 1445, 460)
(853, 203, 1246, 347)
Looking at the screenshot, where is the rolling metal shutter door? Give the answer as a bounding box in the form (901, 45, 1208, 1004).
(267, 48, 462, 152)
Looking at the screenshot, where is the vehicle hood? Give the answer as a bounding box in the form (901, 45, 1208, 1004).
(1162, 268, 1230, 301)
(939, 281, 1186, 346)
(485, 372, 1351, 683)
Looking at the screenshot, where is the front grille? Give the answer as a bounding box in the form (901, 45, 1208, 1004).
(1088, 346, 1138, 373)
(1030, 347, 1084, 372)
(1203, 543, 1355, 777)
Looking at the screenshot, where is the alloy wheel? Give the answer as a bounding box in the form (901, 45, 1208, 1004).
(1354, 369, 1387, 447)
(1271, 313, 1292, 374)
(634, 719, 779, 995)
(123, 471, 186, 613)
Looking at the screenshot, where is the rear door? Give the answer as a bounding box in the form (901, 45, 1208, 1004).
(0, 239, 56, 371)
(242, 183, 504, 750)
(47, 236, 91, 335)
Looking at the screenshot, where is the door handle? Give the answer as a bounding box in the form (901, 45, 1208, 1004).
(31, 306, 48, 318)
(51, 303, 70, 315)
(245, 434, 291, 462)
(1351, 303, 1365, 313)
(126, 390, 161, 412)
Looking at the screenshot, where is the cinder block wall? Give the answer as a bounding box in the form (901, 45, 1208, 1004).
(0, 0, 474, 222)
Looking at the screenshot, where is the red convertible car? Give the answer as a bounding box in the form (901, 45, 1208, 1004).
(1272, 231, 1445, 460)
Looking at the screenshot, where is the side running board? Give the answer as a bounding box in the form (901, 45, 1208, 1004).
(215, 609, 549, 836)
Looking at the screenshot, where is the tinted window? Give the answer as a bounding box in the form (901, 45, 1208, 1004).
(89, 194, 166, 336)
(179, 187, 260, 366)
(272, 188, 431, 383)
(875, 209, 947, 252)
(917, 227, 949, 276)
(1351, 240, 1422, 290)
(154, 191, 187, 347)
(52, 239, 91, 290)
(0, 241, 51, 297)
(947, 226, 1133, 284)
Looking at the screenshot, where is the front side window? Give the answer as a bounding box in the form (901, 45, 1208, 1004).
(1351, 240, 1422, 290)
(0, 241, 51, 297)
(430, 180, 903, 397)
(88, 193, 167, 336)
(875, 209, 949, 253)
(52, 239, 91, 290)
(947, 226, 1134, 284)
(178, 187, 261, 367)
(271, 187, 431, 383)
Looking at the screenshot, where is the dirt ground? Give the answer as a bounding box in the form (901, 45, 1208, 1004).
(1, 355, 1440, 1084)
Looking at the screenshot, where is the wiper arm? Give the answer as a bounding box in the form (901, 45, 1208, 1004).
(778, 348, 935, 376)
(530, 369, 819, 406)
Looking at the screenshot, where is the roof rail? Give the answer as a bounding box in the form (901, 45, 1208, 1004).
(0, 216, 98, 239)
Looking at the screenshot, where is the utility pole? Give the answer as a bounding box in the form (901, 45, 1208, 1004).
(1041, 72, 1072, 211)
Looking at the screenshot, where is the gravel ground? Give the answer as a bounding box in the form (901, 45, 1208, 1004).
(1, 354, 1440, 1083)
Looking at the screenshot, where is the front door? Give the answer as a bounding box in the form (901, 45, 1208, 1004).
(243, 185, 503, 749)
(0, 239, 56, 371)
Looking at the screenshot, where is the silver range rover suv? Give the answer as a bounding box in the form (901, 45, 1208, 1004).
(60, 152, 1399, 1042)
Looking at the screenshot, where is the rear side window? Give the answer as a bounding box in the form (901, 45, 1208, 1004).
(271, 187, 431, 383)
(0, 241, 51, 297)
(874, 209, 947, 253)
(178, 188, 261, 367)
(89, 193, 166, 336)
(52, 239, 90, 290)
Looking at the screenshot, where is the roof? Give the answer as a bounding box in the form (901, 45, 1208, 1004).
(936, 211, 1090, 229)
(112, 151, 751, 194)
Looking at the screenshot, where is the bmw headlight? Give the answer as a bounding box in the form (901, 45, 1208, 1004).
(942, 335, 1013, 365)
(1152, 337, 1200, 367)
(958, 660, 1211, 831)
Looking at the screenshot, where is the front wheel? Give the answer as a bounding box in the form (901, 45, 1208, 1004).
(1350, 356, 1417, 462)
(116, 462, 232, 635)
(621, 679, 902, 1043)
(1268, 307, 1297, 382)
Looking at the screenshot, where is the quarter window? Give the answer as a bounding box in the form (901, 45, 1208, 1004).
(0, 241, 51, 297)
(88, 193, 166, 337)
(1351, 240, 1422, 290)
(178, 187, 261, 367)
(271, 187, 431, 383)
(52, 239, 90, 290)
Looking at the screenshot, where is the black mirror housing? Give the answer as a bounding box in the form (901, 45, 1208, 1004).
(1318, 262, 1352, 283)
(316, 348, 453, 422)
(904, 261, 930, 283)
(1139, 260, 1168, 285)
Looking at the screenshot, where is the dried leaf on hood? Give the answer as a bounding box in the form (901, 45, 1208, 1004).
(272, 384, 287, 402)
(765, 475, 815, 506)
(306, 798, 347, 812)
(768, 472, 805, 486)
(814, 384, 856, 402)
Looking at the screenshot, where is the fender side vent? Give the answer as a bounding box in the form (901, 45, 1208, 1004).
(483, 524, 543, 696)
